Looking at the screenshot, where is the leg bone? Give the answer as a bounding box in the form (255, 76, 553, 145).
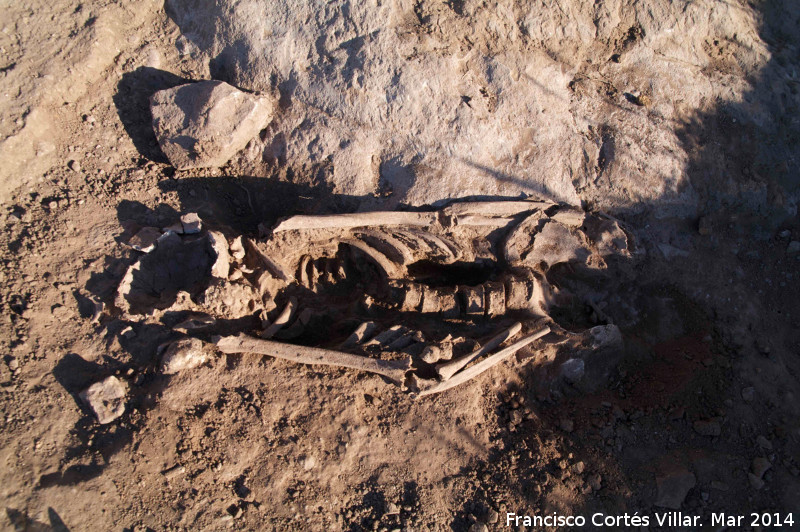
(215, 335, 412, 384)
(419, 325, 550, 397)
(435, 322, 522, 381)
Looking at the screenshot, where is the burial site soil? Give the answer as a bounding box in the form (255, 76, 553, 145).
(1, 0, 799, 530)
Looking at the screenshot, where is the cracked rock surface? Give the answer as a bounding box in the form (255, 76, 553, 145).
(150, 80, 276, 169)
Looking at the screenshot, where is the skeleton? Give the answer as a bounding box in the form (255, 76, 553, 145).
(116, 198, 636, 396)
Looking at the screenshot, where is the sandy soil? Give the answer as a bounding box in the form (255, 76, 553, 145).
(1, 1, 799, 531)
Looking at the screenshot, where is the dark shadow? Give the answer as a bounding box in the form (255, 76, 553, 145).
(5, 507, 68, 532)
(52, 353, 106, 401)
(113, 67, 193, 163)
(157, 176, 370, 235)
(676, 0, 800, 232)
(38, 464, 105, 489)
(47, 508, 70, 532)
(378, 157, 417, 202)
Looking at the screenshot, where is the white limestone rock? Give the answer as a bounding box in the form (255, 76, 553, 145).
(160, 337, 208, 374)
(79, 376, 127, 424)
(150, 80, 276, 169)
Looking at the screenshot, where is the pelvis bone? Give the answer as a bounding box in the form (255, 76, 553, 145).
(116, 199, 635, 396)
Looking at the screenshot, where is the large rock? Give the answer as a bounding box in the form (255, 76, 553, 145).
(79, 376, 126, 424)
(150, 80, 275, 169)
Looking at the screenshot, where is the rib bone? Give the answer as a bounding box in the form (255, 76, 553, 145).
(341, 238, 404, 278)
(215, 335, 412, 384)
(436, 322, 522, 381)
(419, 325, 550, 396)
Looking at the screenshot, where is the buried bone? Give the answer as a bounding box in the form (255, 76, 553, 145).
(419, 326, 550, 396)
(215, 335, 413, 384)
(435, 322, 523, 381)
(113, 199, 635, 394)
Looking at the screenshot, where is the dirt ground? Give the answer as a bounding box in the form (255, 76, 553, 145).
(1, 1, 800, 531)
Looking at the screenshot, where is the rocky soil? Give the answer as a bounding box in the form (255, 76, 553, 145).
(1, 0, 799, 530)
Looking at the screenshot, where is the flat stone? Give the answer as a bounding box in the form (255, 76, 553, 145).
(80, 376, 126, 424)
(655, 467, 696, 509)
(150, 80, 276, 169)
(160, 337, 208, 374)
(181, 212, 202, 234)
(589, 324, 622, 349)
(128, 227, 162, 252)
(693, 419, 721, 437)
(787, 241, 800, 254)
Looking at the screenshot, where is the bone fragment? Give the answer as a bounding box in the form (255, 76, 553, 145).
(341, 238, 403, 278)
(459, 285, 484, 316)
(275, 308, 314, 339)
(386, 330, 419, 351)
(403, 230, 459, 261)
(90, 298, 104, 324)
(436, 322, 522, 381)
(340, 321, 378, 348)
(357, 231, 414, 264)
(365, 325, 409, 348)
(229, 236, 245, 260)
(390, 281, 424, 311)
(174, 314, 216, 332)
(551, 208, 586, 227)
(483, 281, 505, 316)
(420, 343, 454, 364)
(215, 335, 412, 384)
(443, 200, 550, 218)
(243, 237, 289, 281)
(420, 286, 459, 317)
(419, 325, 550, 396)
(261, 297, 296, 339)
(180, 212, 202, 234)
(207, 231, 230, 279)
(272, 211, 438, 232)
(452, 215, 517, 227)
(298, 255, 311, 288)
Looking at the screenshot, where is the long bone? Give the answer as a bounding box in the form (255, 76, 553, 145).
(435, 322, 522, 381)
(272, 211, 439, 233)
(419, 325, 550, 397)
(214, 335, 413, 384)
(442, 200, 549, 218)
